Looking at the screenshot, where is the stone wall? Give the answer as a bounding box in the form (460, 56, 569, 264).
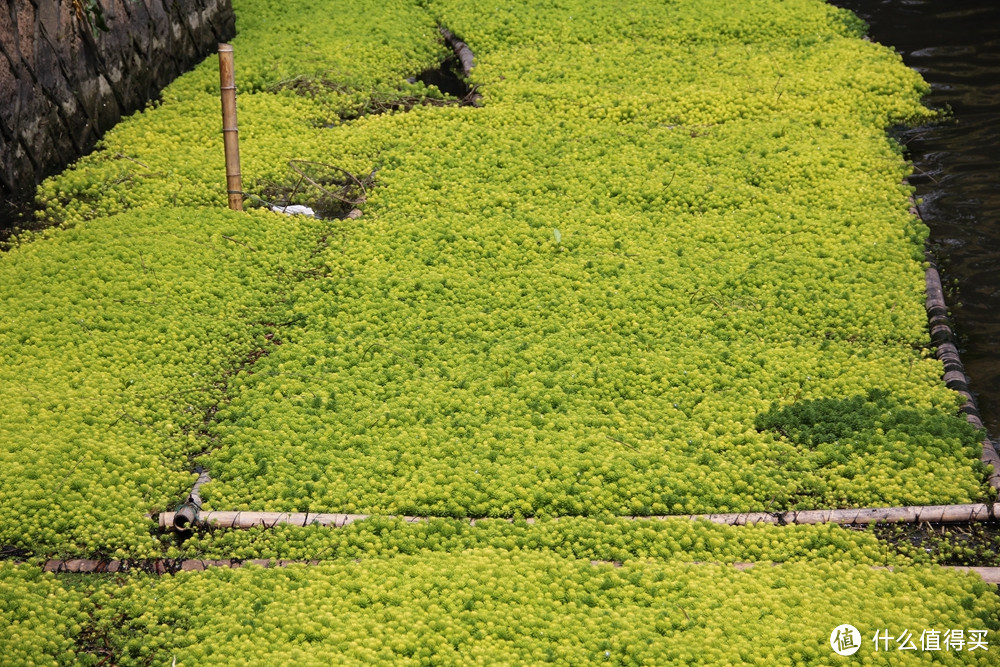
(0, 0, 235, 214)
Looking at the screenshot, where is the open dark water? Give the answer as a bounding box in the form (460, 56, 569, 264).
(833, 0, 1000, 435)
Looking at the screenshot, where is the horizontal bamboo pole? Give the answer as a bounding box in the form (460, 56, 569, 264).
(159, 503, 999, 532)
(686, 503, 998, 526)
(944, 566, 1000, 585)
(161, 511, 396, 531)
(38, 558, 1000, 584)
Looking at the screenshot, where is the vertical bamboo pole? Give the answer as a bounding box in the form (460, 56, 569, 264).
(218, 44, 243, 211)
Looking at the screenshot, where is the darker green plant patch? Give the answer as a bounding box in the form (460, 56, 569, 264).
(755, 389, 985, 471)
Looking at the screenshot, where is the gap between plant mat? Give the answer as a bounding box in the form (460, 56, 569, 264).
(32, 557, 1000, 585)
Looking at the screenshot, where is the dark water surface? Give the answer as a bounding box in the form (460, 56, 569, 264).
(833, 0, 1000, 435)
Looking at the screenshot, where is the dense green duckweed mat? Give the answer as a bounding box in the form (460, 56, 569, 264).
(2, 0, 996, 663)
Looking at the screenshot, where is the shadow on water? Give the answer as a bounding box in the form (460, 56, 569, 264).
(412, 54, 474, 99)
(833, 0, 1000, 435)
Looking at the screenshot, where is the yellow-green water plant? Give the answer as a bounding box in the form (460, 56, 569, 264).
(190, 3, 982, 515)
(176, 516, 911, 566)
(0, 207, 324, 556)
(93, 551, 999, 666)
(0, 563, 95, 666)
(6, 0, 987, 560)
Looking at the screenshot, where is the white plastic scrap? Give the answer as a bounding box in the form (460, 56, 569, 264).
(270, 204, 316, 217)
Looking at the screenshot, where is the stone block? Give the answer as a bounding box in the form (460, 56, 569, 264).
(0, 0, 236, 210)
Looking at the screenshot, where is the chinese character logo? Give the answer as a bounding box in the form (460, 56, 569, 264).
(831, 624, 862, 656)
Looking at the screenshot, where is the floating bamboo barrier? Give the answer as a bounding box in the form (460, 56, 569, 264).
(161, 510, 389, 531)
(218, 44, 243, 211)
(924, 258, 1000, 495)
(158, 503, 999, 533)
(37, 558, 1000, 584)
(685, 503, 998, 526)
